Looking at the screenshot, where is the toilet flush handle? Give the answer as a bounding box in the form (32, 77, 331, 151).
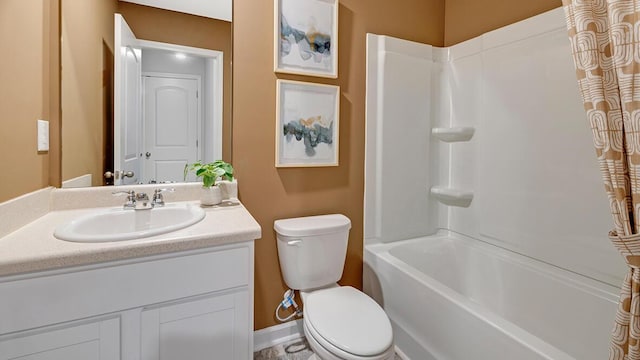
(287, 239, 302, 246)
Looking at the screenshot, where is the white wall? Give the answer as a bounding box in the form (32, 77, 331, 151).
(204, 58, 223, 163)
(365, 8, 627, 287)
(365, 35, 438, 244)
(142, 48, 206, 77)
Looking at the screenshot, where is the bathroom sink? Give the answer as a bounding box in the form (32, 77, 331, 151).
(54, 204, 206, 242)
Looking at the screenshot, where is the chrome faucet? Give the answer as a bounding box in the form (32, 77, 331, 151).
(113, 189, 174, 210)
(112, 190, 152, 210)
(152, 188, 175, 207)
(134, 192, 152, 210)
(112, 190, 137, 209)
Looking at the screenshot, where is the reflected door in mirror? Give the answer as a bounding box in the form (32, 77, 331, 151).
(143, 75, 200, 183)
(114, 14, 142, 185)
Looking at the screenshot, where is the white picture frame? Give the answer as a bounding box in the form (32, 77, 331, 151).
(274, 0, 338, 78)
(276, 80, 340, 167)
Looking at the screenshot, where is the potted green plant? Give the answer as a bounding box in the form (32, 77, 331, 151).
(184, 160, 234, 205)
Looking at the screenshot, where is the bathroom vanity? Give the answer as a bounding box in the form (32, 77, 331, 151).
(0, 184, 261, 360)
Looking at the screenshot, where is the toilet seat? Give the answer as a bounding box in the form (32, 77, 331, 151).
(303, 286, 394, 359)
(304, 317, 395, 360)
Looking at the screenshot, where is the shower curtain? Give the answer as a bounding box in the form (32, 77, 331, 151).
(562, 0, 640, 358)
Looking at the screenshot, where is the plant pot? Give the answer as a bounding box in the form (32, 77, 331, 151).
(200, 185, 222, 206)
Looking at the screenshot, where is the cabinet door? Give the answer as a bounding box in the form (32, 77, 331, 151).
(141, 291, 249, 360)
(0, 317, 119, 360)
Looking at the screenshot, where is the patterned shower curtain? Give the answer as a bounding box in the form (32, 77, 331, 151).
(562, 0, 640, 358)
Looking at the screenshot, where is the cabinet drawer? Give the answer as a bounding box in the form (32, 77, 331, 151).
(0, 246, 249, 334)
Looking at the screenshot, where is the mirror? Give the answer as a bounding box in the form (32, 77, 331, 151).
(60, 0, 232, 187)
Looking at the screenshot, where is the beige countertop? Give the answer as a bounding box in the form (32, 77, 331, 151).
(0, 199, 261, 277)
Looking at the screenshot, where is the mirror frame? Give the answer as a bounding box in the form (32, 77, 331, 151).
(50, 0, 62, 188)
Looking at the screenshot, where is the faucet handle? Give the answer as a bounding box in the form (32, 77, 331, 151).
(112, 190, 136, 208)
(152, 188, 175, 207)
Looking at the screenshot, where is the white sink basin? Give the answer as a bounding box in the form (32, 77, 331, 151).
(54, 204, 206, 242)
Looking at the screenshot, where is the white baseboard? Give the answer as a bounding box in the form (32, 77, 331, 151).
(254, 319, 304, 351)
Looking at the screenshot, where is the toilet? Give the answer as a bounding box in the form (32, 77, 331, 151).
(274, 214, 395, 360)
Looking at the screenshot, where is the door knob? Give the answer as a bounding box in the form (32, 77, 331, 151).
(105, 171, 134, 179)
(145, 152, 151, 159)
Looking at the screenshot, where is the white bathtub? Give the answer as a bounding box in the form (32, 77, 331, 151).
(364, 232, 620, 360)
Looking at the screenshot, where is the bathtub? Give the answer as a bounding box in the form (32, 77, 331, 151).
(363, 232, 620, 360)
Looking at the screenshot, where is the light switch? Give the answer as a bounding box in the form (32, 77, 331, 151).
(37, 119, 49, 152)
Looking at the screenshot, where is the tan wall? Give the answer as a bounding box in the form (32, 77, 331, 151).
(0, 0, 51, 203)
(233, 0, 445, 331)
(444, 0, 562, 46)
(61, 0, 118, 185)
(118, 2, 233, 162)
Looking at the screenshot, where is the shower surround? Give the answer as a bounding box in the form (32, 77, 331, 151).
(364, 8, 623, 360)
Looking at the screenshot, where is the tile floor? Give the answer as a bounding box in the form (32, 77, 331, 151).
(253, 337, 403, 360)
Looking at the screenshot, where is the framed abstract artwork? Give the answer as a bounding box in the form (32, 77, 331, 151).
(276, 80, 340, 167)
(274, 0, 338, 78)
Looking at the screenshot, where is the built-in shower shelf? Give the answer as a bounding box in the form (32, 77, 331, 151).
(430, 186, 474, 207)
(431, 127, 475, 142)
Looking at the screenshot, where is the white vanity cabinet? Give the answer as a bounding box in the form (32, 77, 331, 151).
(140, 291, 248, 359)
(0, 242, 254, 360)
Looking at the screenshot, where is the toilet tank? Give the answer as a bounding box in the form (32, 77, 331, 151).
(274, 214, 351, 291)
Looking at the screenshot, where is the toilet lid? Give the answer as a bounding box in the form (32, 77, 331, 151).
(305, 286, 393, 356)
